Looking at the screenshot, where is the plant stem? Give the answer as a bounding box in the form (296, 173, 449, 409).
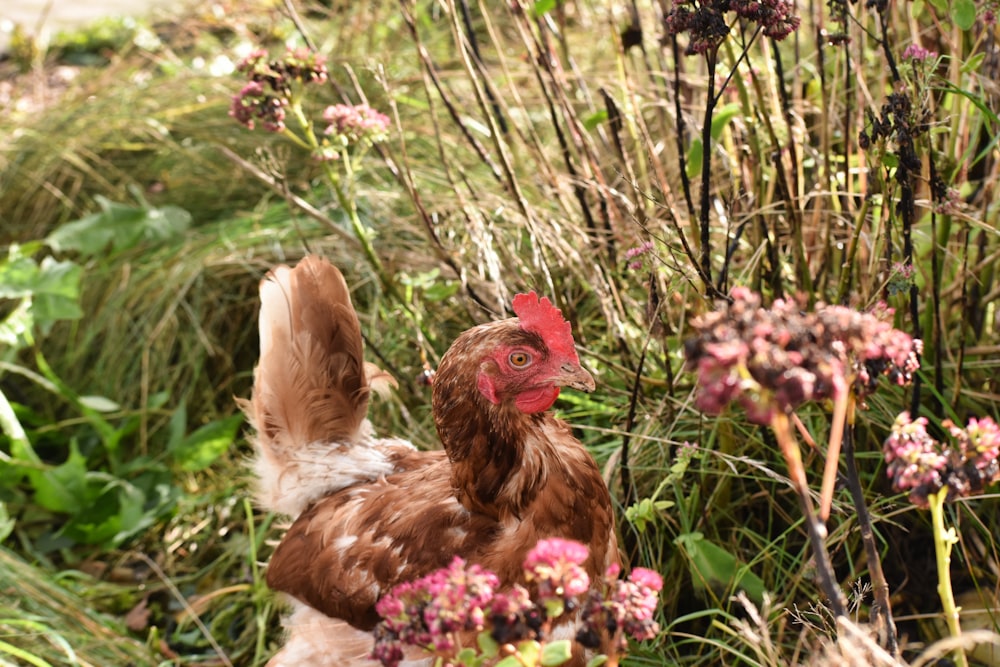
(770, 412, 847, 617)
(841, 399, 898, 654)
(287, 101, 392, 293)
(928, 488, 968, 667)
(698, 49, 718, 289)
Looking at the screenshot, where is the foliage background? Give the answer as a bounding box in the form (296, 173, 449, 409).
(0, 0, 998, 664)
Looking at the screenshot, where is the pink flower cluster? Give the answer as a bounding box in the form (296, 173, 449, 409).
(578, 563, 663, 652)
(523, 536, 591, 606)
(323, 103, 391, 145)
(684, 288, 922, 424)
(902, 44, 938, 62)
(371, 538, 662, 667)
(372, 556, 497, 659)
(884, 412, 1000, 507)
(625, 241, 655, 270)
(229, 47, 328, 132)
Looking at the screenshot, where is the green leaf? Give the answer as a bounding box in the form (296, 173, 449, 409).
(685, 138, 703, 180)
(167, 401, 188, 453)
(495, 658, 522, 667)
(78, 395, 121, 413)
(675, 531, 767, 604)
(0, 255, 82, 334)
(585, 657, 609, 667)
(45, 196, 191, 257)
(28, 442, 89, 513)
(710, 103, 742, 141)
(540, 639, 573, 666)
(0, 501, 14, 543)
(478, 631, 500, 658)
(169, 414, 243, 471)
(517, 640, 540, 666)
(926, 0, 947, 11)
(456, 647, 479, 666)
(625, 497, 674, 533)
(583, 110, 609, 131)
(951, 0, 976, 29)
(961, 52, 986, 74)
(532, 0, 557, 16)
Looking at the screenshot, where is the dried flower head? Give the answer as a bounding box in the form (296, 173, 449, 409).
(229, 47, 328, 133)
(684, 288, 922, 424)
(664, 0, 799, 56)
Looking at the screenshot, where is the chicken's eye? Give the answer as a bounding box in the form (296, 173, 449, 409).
(508, 351, 533, 368)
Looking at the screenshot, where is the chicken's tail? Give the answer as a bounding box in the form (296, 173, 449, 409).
(240, 255, 402, 517)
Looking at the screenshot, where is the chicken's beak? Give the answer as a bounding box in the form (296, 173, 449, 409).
(553, 362, 596, 393)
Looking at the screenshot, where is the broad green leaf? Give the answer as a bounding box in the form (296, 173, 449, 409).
(169, 414, 244, 471)
(477, 631, 500, 658)
(0, 298, 33, 348)
(586, 657, 609, 667)
(951, 0, 976, 30)
(495, 659, 521, 667)
(28, 442, 89, 513)
(675, 531, 767, 604)
(0, 256, 82, 332)
(540, 639, 573, 666)
(516, 640, 540, 666)
(456, 647, 479, 666)
(45, 196, 191, 257)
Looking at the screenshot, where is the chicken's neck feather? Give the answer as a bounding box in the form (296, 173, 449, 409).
(432, 321, 569, 520)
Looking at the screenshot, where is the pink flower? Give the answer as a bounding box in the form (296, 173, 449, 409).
(323, 104, 391, 144)
(523, 538, 591, 604)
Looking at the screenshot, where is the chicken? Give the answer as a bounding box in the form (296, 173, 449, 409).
(241, 255, 618, 666)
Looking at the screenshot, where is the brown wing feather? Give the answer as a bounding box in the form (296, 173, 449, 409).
(265, 420, 617, 631)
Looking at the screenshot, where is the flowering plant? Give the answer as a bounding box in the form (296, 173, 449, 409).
(371, 538, 662, 667)
(883, 411, 1000, 667)
(684, 287, 922, 649)
(229, 46, 393, 295)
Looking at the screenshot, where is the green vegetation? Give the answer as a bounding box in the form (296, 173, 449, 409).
(1, 0, 998, 664)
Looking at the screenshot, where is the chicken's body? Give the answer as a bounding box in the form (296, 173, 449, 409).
(242, 256, 617, 666)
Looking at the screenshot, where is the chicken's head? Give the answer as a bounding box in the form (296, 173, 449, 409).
(475, 292, 595, 413)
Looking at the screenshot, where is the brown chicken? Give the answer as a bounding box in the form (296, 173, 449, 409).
(241, 255, 617, 666)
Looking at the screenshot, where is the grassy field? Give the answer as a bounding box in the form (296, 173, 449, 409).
(1, 0, 999, 665)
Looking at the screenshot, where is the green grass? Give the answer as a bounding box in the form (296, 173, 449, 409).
(1, 0, 999, 664)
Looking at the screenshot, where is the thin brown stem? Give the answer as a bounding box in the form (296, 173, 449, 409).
(770, 412, 848, 618)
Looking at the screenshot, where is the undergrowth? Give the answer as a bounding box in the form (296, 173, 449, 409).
(0, 0, 998, 664)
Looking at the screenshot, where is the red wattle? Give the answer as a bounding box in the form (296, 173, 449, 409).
(515, 386, 561, 413)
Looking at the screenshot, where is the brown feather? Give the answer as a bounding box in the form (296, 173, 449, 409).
(252, 256, 369, 451)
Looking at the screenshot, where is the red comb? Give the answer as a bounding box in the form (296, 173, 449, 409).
(512, 292, 579, 361)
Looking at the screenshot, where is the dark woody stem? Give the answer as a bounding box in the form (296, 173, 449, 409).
(842, 398, 898, 655)
(770, 412, 847, 617)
